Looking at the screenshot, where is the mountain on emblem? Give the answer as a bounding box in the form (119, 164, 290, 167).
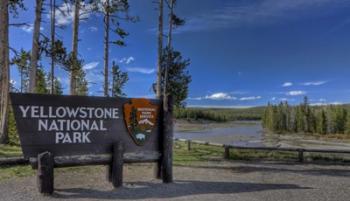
(123, 99, 158, 146)
(138, 119, 154, 126)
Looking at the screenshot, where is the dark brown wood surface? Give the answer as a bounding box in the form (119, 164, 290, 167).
(112, 142, 124, 188)
(10, 93, 161, 159)
(161, 96, 173, 183)
(37, 152, 54, 195)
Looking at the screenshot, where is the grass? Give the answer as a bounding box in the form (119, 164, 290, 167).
(0, 145, 22, 158)
(173, 141, 299, 165)
(0, 165, 34, 181)
(1, 142, 349, 181)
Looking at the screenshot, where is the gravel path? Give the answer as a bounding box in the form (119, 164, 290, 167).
(0, 161, 349, 201)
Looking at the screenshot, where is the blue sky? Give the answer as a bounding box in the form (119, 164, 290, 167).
(8, 0, 350, 107)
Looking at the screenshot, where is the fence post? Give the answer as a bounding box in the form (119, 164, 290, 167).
(188, 140, 192, 151)
(298, 149, 304, 162)
(111, 141, 124, 188)
(37, 151, 54, 195)
(162, 95, 173, 183)
(224, 146, 230, 159)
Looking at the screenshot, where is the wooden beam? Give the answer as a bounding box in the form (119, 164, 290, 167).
(37, 151, 54, 195)
(111, 142, 123, 188)
(29, 151, 161, 169)
(162, 95, 173, 183)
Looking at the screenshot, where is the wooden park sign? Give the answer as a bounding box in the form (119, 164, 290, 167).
(10, 93, 174, 194)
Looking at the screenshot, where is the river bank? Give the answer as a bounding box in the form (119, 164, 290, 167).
(175, 120, 350, 150)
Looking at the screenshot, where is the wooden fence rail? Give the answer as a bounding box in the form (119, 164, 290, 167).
(2, 138, 350, 166)
(174, 138, 350, 162)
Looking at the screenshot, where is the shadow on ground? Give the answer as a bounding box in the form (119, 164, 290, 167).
(54, 180, 310, 200)
(179, 163, 350, 177)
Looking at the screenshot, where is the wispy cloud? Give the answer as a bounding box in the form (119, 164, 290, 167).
(10, 79, 16, 85)
(286, 90, 307, 96)
(310, 101, 343, 106)
(54, 2, 94, 26)
(301, 81, 328, 86)
(83, 62, 99, 70)
(282, 82, 293, 87)
(126, 67, 155, 74)
(88, 26, 98, 32)
(118, 56, 135, 64)
(239, 96, 262, 101)
(189, 92, 237, 101)
(168, 0, 347, 34)
(187, 105, 254, 109)
(20, 24, 44, 33)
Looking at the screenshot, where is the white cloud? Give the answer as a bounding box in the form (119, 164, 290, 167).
(310, 101, 342, 106)
(282, 82, 293, 87)
(187, 105, 254, 109)
(20, 24, 44, 33)
(88, 26, 98, 32)
(239, 96, 262, 101)
(301, 81, 328, 86)
(10, 79, 16, 85)
(205, 92, 237, 100)
(83, 62, 99, 70)
(126, 67, 155, 74)
(286, 90, 307, 96)
(54, 2, 94, 26)
(189, 92, 237, 101)
(118, 56, 135, 64)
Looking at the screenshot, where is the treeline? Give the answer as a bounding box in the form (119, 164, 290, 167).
(175, 107, 264, 122)
(262, 97, 350, 135)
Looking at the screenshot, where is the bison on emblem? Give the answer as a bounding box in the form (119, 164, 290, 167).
(123, 99, 158, 146)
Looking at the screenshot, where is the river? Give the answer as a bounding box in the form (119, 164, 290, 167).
(174, 121, 350, 150)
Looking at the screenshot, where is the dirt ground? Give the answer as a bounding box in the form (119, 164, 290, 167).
(0, 161, 349, 201)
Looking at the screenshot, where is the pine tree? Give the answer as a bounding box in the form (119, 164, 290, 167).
(29, 0, 43, 92)
(160, 49, 191, 107)
(0, 0, 10, 143)
(75, 63, 88, 96)
(111, 61, 128, 97)
(156, 0, 164, 98)
(11, 49, 30, 92)
(35, 67, 49, 94)
(320, 110, 328, 134)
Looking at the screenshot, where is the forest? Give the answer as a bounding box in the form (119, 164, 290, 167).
(175, 107, 264, 122)
(0, 0, 191, 145)
(262, 97, 350, 135)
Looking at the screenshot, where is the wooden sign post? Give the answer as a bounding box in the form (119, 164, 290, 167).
(10, 93, 173, 194)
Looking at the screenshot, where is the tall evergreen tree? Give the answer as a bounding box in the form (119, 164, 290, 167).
(70, 0, 80, 95)
(29, 0, 43, 93)
(11, 49, 30, 92)
(35, 67, 49, 94)
(0, 0, 10, 144)
(110, 61, 128, 97)
(156, 0, 163, 98)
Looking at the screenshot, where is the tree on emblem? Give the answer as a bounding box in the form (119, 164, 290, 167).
(129, 107, 138, 134)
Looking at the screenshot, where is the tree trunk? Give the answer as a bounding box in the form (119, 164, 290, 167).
(50, 0, 56, 94)
(163, 0, 174, 112)
(156, 0, 163, 98)
(29, 0, 43, 93)
(0, 0, 9, 144)
(71, 0, 80, 95)
(103, 1, 110, 97)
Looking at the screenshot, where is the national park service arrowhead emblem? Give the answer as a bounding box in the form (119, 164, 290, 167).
(123, 99, 158, 146)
